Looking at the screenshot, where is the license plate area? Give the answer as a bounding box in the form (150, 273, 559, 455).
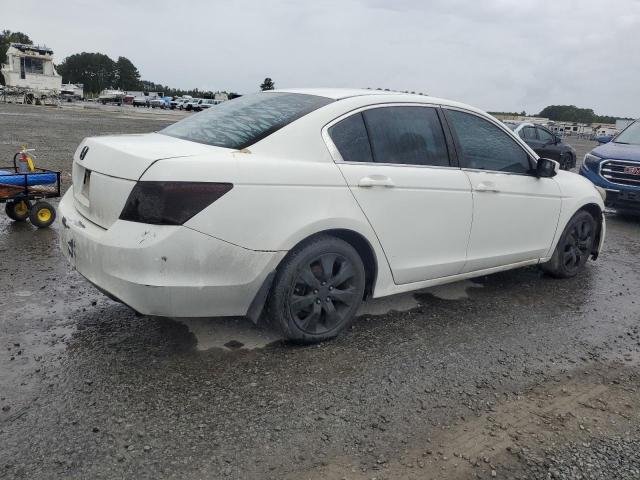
(619, 190, 640, 203)
(81, 169, 92, 199)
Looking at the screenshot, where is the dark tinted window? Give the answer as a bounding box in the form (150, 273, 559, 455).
(447, 110, 532, 174)
(362, 107, 449, 166)
(537, 127, 554, 143)
(328, 113, 373, 163)
(161, 93, 333, 149)
(521, 126, 537, 140)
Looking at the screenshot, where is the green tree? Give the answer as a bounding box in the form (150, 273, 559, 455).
(0, 30, 33, 85)
(56, 52, 117, 94)
(115, 56, 141, 90)
(260, 77, 275, 91)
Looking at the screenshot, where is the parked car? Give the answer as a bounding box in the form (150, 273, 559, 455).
(171, 96, 192, 110)
(184, 98, 202, 111)
(194, 99, 216, 111)
(150, 97, 171, 109)
(59, 89, 605, 343)
(506, 122, 576, 170)
(132, 96, 149, 107)
(580, 118, 640, 214)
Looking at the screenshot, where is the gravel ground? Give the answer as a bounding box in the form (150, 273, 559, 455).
(1, 103, 640, 480)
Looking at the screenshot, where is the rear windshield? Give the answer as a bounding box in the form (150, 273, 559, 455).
(614, 120, 640, 145)
(160, 92, 333, 149)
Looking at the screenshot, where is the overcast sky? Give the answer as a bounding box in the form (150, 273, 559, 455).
(4, 0, 640, 116)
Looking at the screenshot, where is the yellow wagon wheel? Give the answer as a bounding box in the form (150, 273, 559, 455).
(5, 199, 32, 221)
(29, 201, 56, 228)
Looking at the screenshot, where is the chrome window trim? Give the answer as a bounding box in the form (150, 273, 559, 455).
(321, 102, 458, 170)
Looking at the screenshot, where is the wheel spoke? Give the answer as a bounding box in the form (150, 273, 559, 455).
(323, 299, 339, 327)
(320, 254, 337, 282)
(329, 286, 357, 305)
(299, 266, 321, 289)
(290, 294, 316, 315)
(330, 262, 355, 288)
(303, 303, 322, 332)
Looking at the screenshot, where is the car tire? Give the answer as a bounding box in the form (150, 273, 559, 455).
(541, 210, 597, 278)
(29, 201, 56, 228)
(5, 199, 31, 221)
(266, 235, 366, 343)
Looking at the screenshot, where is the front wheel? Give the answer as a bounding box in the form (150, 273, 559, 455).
(266, 235, 366, 343)
(542, 210, 597, 278)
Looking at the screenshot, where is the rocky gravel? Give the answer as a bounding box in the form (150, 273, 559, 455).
(1, 103, 640, 479)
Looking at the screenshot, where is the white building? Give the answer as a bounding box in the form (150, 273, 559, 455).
(0, 43, 62, 93)
(214, 92, 229, 104)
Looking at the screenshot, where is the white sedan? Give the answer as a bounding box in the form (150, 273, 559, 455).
(59, 89, 606, 343)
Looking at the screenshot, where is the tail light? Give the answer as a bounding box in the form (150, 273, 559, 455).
(120, 181, 233, 225)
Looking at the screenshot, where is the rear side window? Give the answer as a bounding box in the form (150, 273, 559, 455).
(363, 107, 450, 166)
(161, 93, 333, 149)
(446, 110, 532, 174)
(328, 113, 373, 163)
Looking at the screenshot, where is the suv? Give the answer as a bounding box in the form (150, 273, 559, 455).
(580, 118, 640, 213)
(506, 122, 576, 170)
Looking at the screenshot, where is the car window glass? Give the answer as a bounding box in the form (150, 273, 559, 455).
(161, 92, 333, 149)
(521, 127, 537, 140)
(362, 107, 449, 166)
(447, 110, 532, 174)
(328, 113, 373, 163)
(537, 127, 554, 143)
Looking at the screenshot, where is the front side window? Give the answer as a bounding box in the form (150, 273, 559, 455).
(161, 92, 333, 149)
(362, 106, 449, 166)
(446, 110, 532, 174)
(537, 127, 555, 143)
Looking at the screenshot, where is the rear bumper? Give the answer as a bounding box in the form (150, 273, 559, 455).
(58, 188, 285, 317)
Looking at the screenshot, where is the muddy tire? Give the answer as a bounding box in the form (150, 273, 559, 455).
(266, 235, 365, 344)
(542, 210, 597, 278)
(5, 200, 31, 222)
(29, 201, 56, 228)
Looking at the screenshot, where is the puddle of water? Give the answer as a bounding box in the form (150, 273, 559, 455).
(359, 279, 483, 316)
(423, 279, 483, 300)
(177, 317, 281, 351)
(176, 280, 484, 348)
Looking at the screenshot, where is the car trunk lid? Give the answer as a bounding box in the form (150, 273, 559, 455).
(71, 133, 223, 229)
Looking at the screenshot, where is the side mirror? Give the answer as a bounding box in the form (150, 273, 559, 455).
(554, 136, 562, 144)
(536, 158, 559, 178)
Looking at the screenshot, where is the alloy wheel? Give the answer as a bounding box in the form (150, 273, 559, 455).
(288, 253, 359, 334)
(562, 219, 593, 271)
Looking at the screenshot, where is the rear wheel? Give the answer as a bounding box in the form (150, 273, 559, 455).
(5, 200, 31, 221)
(542, 210, 596, 278)
(29, 201, 56, 228)
(266, 235, 366, 343)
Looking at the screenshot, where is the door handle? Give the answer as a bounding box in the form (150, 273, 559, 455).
(474, 182, 500, 193)
(358, 175, 395, 188)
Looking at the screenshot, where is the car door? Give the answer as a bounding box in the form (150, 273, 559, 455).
(443, 108, 562, 272)
(325, 105, 473, 285)
(535, 126, 561, 161)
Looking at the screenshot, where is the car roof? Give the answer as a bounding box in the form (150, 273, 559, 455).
(268, 88, 487, 114)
